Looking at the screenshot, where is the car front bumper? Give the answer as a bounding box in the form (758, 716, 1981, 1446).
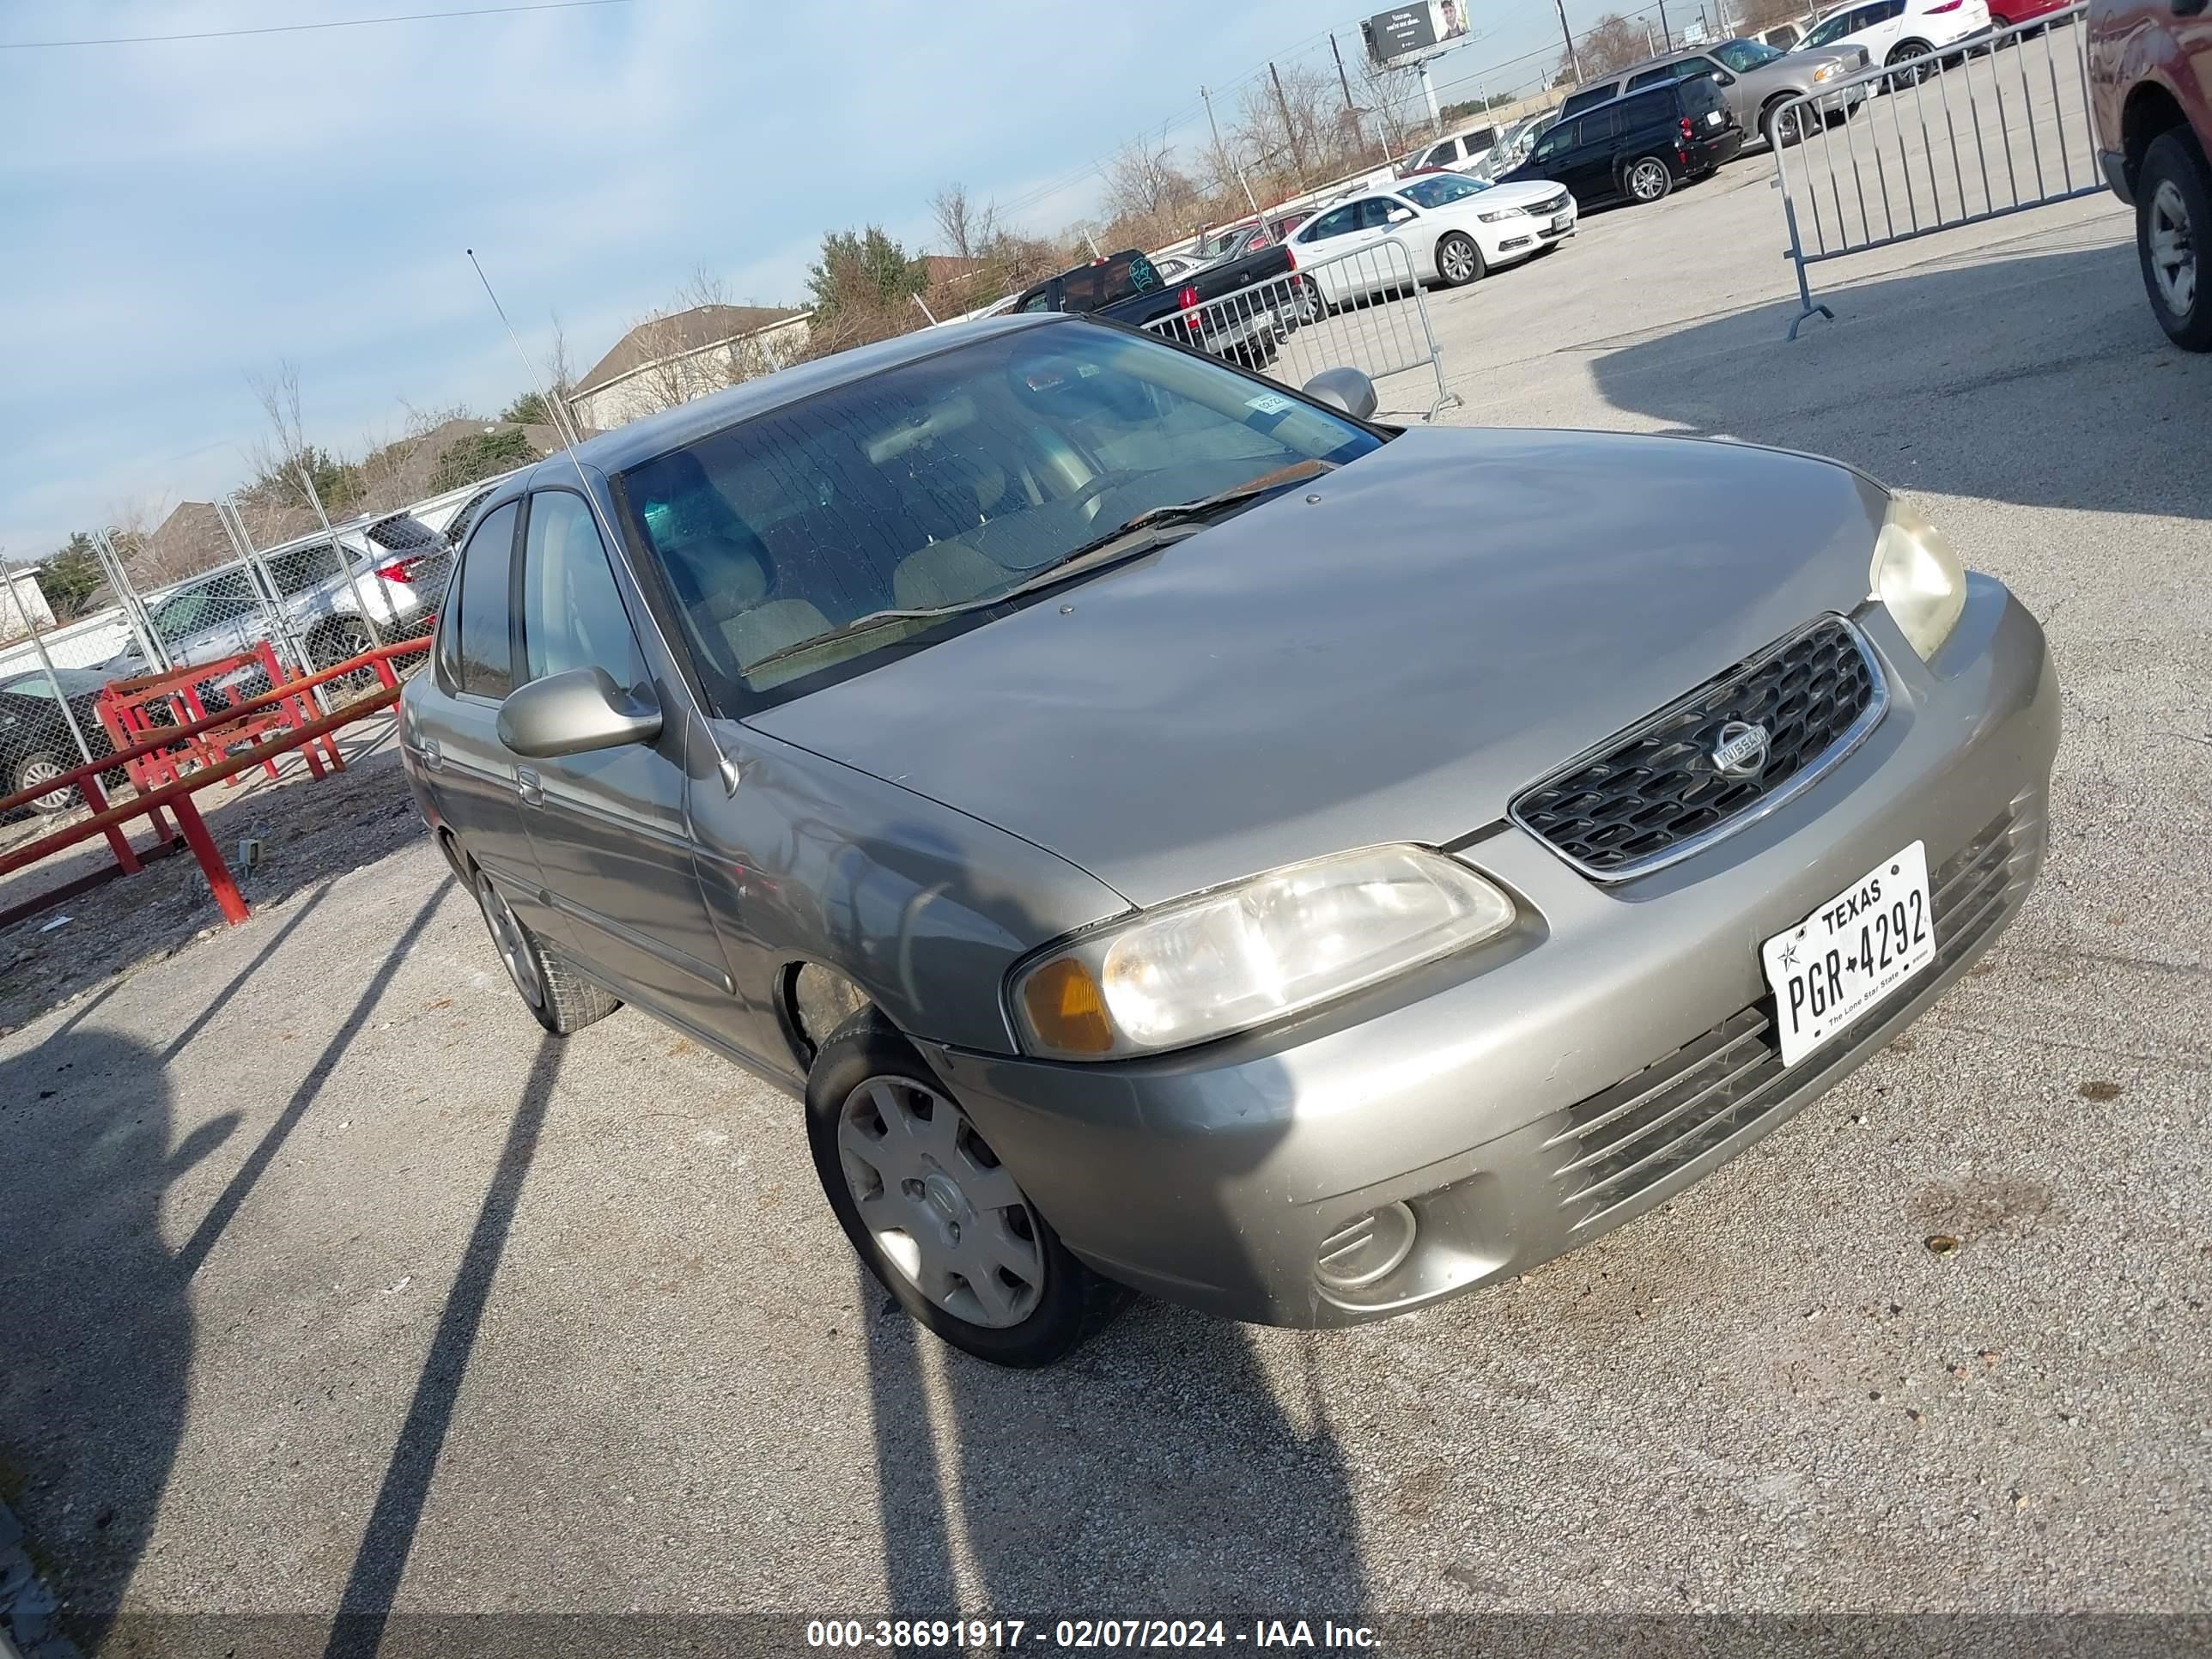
(921, 579, 2059, 1328)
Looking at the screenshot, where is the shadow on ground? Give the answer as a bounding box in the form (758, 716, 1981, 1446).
(1589, 238, 2212, 520)
(0, 743, 422, 1038)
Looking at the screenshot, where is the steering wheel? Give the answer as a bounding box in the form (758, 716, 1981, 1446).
(1064, 469, 1146, 523)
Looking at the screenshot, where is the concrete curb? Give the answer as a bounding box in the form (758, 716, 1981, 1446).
(0, 1499, 79, 1659)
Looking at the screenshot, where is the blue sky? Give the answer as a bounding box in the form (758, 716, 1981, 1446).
(0, 0, 1595, 560)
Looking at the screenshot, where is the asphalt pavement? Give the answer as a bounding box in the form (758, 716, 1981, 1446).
(1, 133, 2207, 1655)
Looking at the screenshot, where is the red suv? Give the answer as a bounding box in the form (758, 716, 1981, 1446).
(2091, 0, 2212, 347)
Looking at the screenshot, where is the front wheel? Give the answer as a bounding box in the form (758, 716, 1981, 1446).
(1765, 99, 1820, 148)
(2138, 130, 2212, 350)
(1434, 230, 1486, 286)
(807, 1011, 1127, 1368)
(1624, 155, 1674, 204)
(13, 751, 74, 815)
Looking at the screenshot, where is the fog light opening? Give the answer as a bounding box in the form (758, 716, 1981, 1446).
(1315, 1200, 1419, 1293)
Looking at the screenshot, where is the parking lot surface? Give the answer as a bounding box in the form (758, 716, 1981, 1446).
(3, 152, 2208, 1650)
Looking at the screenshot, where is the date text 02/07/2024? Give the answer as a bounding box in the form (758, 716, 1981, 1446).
(803, 1617, 1380, 1649)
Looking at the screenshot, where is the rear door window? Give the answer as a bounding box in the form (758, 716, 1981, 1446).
(264, 540, 342, 596)
(1613, 91, 1672, 134)
(447, 500, 519, 698)
(1298, 204, 1359, 242)
(1579, 106, 1623, 144)
(1627, 66, 1675, 89)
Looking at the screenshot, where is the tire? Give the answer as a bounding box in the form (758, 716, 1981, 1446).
(13, 751, 74, 815)
(1764, 98, 1820, 149)
(1886, 42, 1934, 88)
(471, 865, 620, 1036)
(805, 1010, 1128, 1368)
(1434, 230, 1486, 287)
(1623, 155, 1674, 204)
(2138, 130, 2212, 350)
(311, 618, 381, 692)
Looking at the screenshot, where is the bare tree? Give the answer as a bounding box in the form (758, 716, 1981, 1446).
(931, 183, 997, 262)
(1561, 13, 1655, 82)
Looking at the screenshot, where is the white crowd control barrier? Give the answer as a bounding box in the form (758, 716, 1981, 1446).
(1771, 4, 2100, 338)
(1142, 238, 1462, 421)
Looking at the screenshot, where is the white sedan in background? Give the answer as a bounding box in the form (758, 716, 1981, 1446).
(1286, 172, 1578, 306)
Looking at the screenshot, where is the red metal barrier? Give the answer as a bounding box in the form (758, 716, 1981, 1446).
(0, 636, 431, 927)
(96, 640, 346, 796)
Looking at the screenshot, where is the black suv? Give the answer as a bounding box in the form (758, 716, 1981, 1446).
(1498, 76, 1743, 207)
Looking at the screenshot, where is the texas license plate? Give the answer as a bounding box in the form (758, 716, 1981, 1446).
(1759, 842, 1936, 1067)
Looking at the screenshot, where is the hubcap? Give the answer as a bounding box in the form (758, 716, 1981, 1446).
(477, 879, 544, 1008)
(836, 1074, 1045, 1329)
(2150, 179, 2197, 317)
(21, 758, 69, 811)
(1632, 162, 1666, 199)
(1443, 240, 1474, 280)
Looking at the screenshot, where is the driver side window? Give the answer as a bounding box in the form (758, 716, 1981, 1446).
(517, 491, 647, 691)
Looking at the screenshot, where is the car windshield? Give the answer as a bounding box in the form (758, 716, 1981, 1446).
(1714, 37, 1784, 68)
(618, 323, 1384, 706)
(0, 666, 106, 701)
(1400, 174, 1492, 208)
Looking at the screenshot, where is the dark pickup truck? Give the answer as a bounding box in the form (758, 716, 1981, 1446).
(1010, 245, 1303, 362)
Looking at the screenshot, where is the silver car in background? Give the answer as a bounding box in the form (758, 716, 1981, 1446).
(399, 314, 2057, 1368)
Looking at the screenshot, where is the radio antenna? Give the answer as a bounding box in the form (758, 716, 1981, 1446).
(466, 248, 733, 783)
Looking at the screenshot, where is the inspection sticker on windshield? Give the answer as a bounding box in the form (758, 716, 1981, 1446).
(1245, 392, 1295, 415)
(1759, 842, 1936, 1067)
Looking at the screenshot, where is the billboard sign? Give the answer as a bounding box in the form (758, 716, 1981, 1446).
(1361, 1, 1470, 68)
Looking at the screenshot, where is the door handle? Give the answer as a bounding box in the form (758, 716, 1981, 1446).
(405, 736, 442, 770)
(514, 766, 543, 806)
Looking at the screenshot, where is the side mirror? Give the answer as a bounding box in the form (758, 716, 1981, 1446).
(1302, 367, 1379, 421)
(497, 666, 662, 759)
(1387, 206, 1417, 222)
(1712, 69, 1737, 84)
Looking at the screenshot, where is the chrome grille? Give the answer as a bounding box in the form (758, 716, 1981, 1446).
(1551, 809, 2033, 1230)
(1512, 617, 1884, 879)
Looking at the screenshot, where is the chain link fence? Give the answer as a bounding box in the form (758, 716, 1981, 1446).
(1, 470, 509, 838)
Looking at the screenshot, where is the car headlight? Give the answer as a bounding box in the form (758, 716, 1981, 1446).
(1476, 207, 1524, 222)
(1870, 495, 1966, 661)
(1011, 846, 1516, 1060)
(1813, 62, 1840, 81)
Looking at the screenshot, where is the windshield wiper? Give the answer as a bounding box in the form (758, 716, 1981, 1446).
(743, 459, 1336, 673)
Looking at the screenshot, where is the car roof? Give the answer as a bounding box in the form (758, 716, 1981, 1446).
(526, 312, 1071, 478)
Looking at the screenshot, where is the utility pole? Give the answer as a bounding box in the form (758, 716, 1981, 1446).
(1646, 21, 1657, 53)
(1658, 0, 1672, 48)
(1200, 83, 1223, 154)
(1329, 32, 1382, 167)
(1555, 0, 1583, 82)
(1268, 61, 1308, 181)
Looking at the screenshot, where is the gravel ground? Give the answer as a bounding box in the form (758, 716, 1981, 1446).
(0, 720, 419, 1039)
(1, 156, 2207, 1656)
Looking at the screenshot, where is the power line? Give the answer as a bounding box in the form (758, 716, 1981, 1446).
(0, 0, 629, 51)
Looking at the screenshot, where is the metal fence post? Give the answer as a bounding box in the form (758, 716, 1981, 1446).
(218, 496, 326, 713)
(1774, 117, 1835, 339)
(93, 526, 169, 672)
(2, 562, 100, 804)
(295, 465, 386, 650)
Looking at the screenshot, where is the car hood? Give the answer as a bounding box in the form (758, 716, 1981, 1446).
(1474, 179, 1571, 210)
(750, 428, 1891, 908)
(1770, 47, 1864, 80)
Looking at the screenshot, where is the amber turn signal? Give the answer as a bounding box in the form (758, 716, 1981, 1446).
(1019, 957, 1115, 1056)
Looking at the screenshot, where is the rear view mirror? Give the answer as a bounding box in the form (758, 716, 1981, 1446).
(1302, 368, 1379, 422)
(498, 667, 662, 758)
